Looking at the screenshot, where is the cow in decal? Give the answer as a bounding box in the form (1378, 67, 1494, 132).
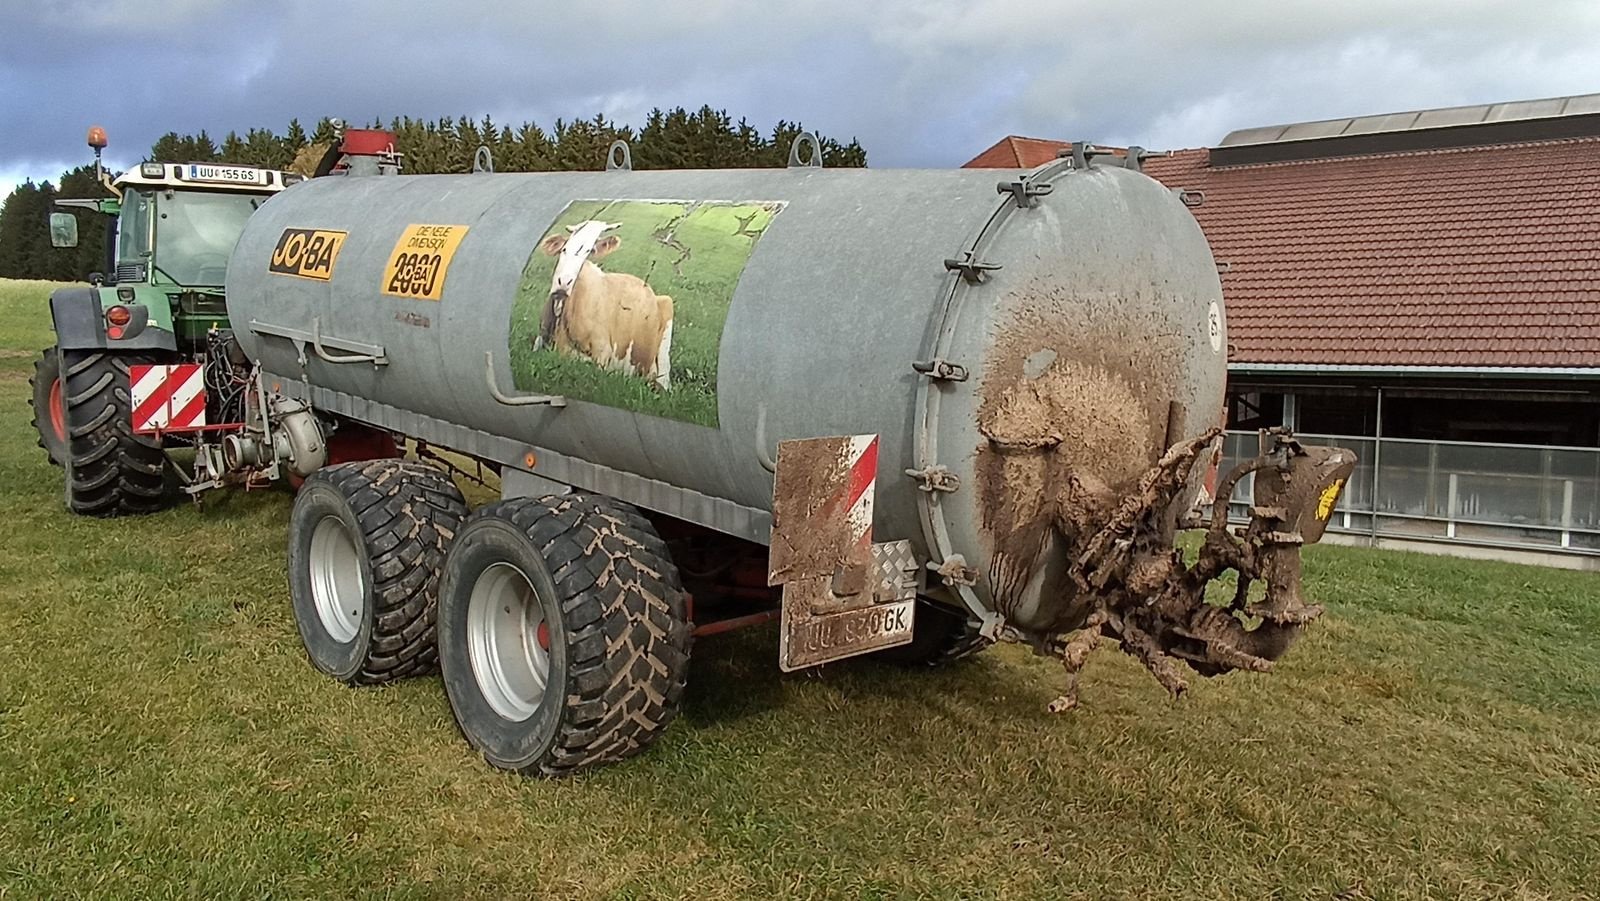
(534, 220, 674, 390)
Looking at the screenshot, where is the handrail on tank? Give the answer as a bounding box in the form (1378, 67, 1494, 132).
(311, 318, 386, 366)
(485, 352, 566, 407)
(248, 318, 387, 368)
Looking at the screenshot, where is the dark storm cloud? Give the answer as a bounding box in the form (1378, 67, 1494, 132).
(5, 0, 1600, 196)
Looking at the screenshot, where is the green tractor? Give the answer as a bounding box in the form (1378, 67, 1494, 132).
(30, 126, 298, 515)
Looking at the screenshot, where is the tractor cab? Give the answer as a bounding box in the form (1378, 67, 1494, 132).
(50, 142, 297, 352)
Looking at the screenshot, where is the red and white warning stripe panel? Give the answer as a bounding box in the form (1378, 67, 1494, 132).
(130, 363, 207, 434)
(841, 434, 879, 554)
(767, 433, 881, 587)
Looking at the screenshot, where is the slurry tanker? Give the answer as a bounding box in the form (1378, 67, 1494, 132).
(59, 134, 1356, 775)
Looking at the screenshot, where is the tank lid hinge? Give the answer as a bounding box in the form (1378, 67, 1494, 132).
(943, 252, 1001, 285)
(904, 464, 960, 493)
(911, 358, 968, 382)
(996, 177, 1054, 209)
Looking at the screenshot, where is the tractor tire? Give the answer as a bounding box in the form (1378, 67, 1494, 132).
(287, 459, 469, 685)
(29, 347, 67, 466)
(437, 493, 692, 776)
(60, 349, 169, 516)
(870, 600, 991, 667)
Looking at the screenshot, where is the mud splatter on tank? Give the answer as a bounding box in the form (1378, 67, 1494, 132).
(974, 281, 1187, 630)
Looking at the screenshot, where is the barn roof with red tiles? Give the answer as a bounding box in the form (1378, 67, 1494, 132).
(963, 135, 1600, 370)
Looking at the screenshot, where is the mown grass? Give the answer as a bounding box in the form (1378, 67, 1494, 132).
(1, 278, 1598, 899)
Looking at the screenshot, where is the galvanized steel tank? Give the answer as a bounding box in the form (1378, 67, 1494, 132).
(227, 157, 1226, 634)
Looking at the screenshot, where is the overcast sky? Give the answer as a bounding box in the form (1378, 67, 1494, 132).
(5, 0, 1600, 198)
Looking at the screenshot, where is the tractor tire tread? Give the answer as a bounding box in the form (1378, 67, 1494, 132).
(29, 347, 66, 467)
(61, 350, 169, 517)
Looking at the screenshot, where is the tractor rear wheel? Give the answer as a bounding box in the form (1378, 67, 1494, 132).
(29, 347, 67, 467)
(437, 494, 691, 776)
(286, 460, 469, 684)
(61, 349, 170, 516)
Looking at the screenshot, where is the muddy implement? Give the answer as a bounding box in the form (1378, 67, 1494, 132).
(1033, 429, 1357, 709)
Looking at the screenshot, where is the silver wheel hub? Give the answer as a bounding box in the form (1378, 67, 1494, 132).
(467, 562, 551, 722)
(309, 515, 365, 643)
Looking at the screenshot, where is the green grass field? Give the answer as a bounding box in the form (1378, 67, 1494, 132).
(2, 278, 1598, 899)
(507, 200, 779, 427)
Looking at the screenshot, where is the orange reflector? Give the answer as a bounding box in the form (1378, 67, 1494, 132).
(523, 451, 537, 468)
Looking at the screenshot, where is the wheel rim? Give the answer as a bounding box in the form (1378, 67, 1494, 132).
(467, 562, 551, 722)
(47, 377, 66, 442)
(309, 515, 365, 643)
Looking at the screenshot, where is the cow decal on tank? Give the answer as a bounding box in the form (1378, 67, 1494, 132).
(534, 220, 675, 390)
(509, 199, 784, 427)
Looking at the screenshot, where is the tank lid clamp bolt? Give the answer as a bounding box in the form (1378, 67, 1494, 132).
(911, 358, 968, 382)
(926, 555, 978, 588)
(943, 253, 1002, 285)
(996, 178, 1054, 209)
(904, 465, 960, 493)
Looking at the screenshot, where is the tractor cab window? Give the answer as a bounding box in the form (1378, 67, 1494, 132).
(117, 189, 152, 265)
(153, 190, 267, 287)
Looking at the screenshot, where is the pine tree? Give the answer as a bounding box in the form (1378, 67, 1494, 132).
(0, 181, 39, 277)
(244, 128, 289, 169)
(284, 119, 308, 154)
(219, 131, 248, 163)
(0, 181, 58, 279)
(0, 109, 871, 279)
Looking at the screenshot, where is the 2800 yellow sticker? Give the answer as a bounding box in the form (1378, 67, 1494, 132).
(269, 228, 347, 281)
(382, 224, 469, 301)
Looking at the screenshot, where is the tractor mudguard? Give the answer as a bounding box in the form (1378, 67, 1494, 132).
(49, 285, 177, 352)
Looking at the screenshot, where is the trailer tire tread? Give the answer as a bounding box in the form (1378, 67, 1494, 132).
(454, 494, 690, 776)
(304, 460, 468, 683)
